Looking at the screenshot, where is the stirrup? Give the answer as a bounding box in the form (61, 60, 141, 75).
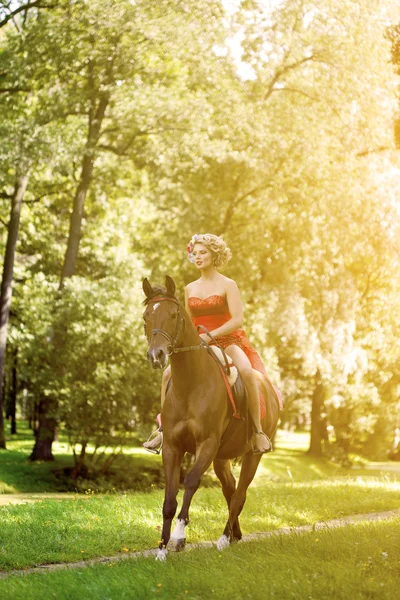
(143, 428, 163, 455)
(251, 431, 272, 456)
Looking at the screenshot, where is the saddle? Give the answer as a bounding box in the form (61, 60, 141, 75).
(198, 327, 248, 420)
(198, 327, 270, 423)
(164, 344, 248, 420)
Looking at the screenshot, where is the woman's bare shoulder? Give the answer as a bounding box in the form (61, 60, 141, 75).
(221, 275, 239, 290)
(185, 280, 200, 293)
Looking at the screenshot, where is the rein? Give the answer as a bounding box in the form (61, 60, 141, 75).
(145, 296, 232, 373)
(144, 291, 242, 419)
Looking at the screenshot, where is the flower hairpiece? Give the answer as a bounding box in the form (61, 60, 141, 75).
(187, 234, 199, 263)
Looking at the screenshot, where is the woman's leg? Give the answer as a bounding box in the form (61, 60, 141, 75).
(225, 345, 271, 453)
(143, 365, 171, 450)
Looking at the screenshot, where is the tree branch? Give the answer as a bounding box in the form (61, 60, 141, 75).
(270, 85, 344, 123)
(356, 146, 392, 158)
(0, 86, 31, 94)
(220, 157, 286, 233)
(0, 1, 57, 29)
(264, 52, 326, 101)
(271, 86, 322, 103)
(22, 186, 71, 204)
(98, 127, 188, 156)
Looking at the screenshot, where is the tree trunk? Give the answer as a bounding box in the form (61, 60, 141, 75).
(31, 93, 109, 461)
(0, 171, 29, 450)
(71, 440, 88, 478)
(29, 396, 57, 461)
(307, 371, 327, 457)
(9, 348, 17, 434)
(59, 154, 95, 286)
(60, 93, 109, 289)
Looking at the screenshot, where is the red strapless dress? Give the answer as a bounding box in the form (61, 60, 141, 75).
(188, 295, 282, 408)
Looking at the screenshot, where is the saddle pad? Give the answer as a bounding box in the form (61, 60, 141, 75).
(214, 361, 266, 420)
(208, 346, 238, 386)
(208, 346, 267, 420)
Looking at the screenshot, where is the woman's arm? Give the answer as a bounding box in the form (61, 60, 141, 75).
(208, 279, 243, 338)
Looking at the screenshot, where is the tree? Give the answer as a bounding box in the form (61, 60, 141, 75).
(0, 0, 72, 448)
(0, 167, 29, 448)
(2, 0, 400, 466)
(132, 0, 400, 459)
(15, 0, 234, 460)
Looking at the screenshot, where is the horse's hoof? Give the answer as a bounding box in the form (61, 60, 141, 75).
(156, 548, 168, 561)
(216, 534, 230, 550)
(167, 537, 186, 552)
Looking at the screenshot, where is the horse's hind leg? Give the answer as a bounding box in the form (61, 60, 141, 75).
(217, 453, 262, 550)
(213, 459, 241, 541)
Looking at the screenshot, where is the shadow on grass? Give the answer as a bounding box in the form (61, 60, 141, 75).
(2, 422, 398, 495)
(0, 448, 74, 494)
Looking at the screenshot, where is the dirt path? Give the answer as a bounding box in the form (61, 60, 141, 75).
(361, 462, 400, 473)
(0, 493, 85, 506)
(1, 508, 399, 580)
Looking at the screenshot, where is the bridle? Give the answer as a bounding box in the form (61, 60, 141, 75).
(144, 295, 231, 374)
(144, 296, 204, 355)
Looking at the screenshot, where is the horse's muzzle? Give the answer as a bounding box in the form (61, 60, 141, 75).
(147, 347, 168, 369)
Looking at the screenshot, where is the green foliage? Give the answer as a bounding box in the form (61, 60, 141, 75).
(12, 273, 160, 465)
(1, 0, 400, 464)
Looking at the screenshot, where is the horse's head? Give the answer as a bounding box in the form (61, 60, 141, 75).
(142, 276, 184, 369)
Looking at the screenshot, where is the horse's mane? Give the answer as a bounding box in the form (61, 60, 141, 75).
(143, 285, 177, 306)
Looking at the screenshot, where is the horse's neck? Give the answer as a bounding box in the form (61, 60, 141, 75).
(170, 310, 208, 379)
(183, 310, 200, 344)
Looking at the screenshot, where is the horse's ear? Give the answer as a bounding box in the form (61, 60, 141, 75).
(165, 275, 176, 296)
(142, 278, 153, 298)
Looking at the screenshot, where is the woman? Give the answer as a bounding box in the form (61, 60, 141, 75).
(144, 233, 277, 454)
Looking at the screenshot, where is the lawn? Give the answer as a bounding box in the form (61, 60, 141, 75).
(0, 516, 399, 600)
(0, 425, 399, 573)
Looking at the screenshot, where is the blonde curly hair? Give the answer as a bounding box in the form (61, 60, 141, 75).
(187, 233, 232, 268)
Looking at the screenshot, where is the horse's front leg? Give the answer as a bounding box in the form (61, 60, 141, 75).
(168, 436, 219, 552)
(157, 443, 183, 561)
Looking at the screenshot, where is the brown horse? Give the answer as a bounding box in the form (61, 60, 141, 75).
(143, 276, 280, 560)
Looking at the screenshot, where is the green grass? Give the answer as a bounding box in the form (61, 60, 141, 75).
(0, 471, 399, 571)
(1, 517, 399, 600)
(0, 423, 399, 576)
